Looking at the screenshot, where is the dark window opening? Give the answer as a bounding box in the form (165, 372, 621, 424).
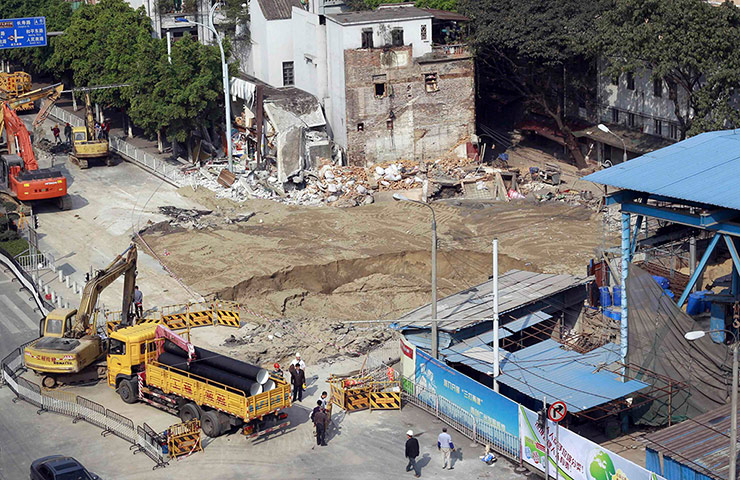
(626, 72, 635, 90)
(375, 83, 386, 97)
(627, 112, 636, 128)
(667, 80, 677, 101)
(109, 339, 125, 356)
(670, 123, 679, 140)
(611, 108, 619, 123)
(653, 78, 662, 97)
(420, 24, 427, 41)
(282, 61, 294, 86)
(391, 28, 403, 47)
(654, 119, 662, 136)
(319, 15, 326, 25)
(357, 123, 364, 131)
(361, 29, 373, 49)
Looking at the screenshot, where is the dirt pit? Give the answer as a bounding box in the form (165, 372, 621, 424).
(140, 187, 611, 366)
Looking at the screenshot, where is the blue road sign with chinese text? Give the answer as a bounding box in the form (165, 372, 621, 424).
(0, 17, 47, 50)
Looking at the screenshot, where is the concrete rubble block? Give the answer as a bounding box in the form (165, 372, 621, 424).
(327, 183, 339, 193)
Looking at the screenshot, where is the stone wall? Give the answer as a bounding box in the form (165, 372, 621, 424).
(344, 46, 475, 166)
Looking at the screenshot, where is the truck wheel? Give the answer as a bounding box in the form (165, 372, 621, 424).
(201, 410, 222, 438)
(118, 378, 138, 404)
(179, 402, 201, 423)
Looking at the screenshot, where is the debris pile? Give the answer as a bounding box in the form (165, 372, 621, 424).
(155, 205, 254, 230)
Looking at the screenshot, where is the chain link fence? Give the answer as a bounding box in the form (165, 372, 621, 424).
(0, 347, 168, 469)
(364, 346, 521, 461)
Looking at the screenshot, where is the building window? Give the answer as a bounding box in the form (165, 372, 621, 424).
(611, 108, 619, 124)
(667, 79, 677, 101)
(357, 122, 364, 132)
(653, 78, 662, 97)
(669, 123, 679, 140)
(654, 119, 662, 136)
(373, 74, 387, 98)
(627, 112, 636, 128)
(626, 72, 635, 90)
(282, 62, 294, 86)
(424, 73, 439, 93)
(420, 24, 427, 41)
(391, 28, 404, 47)
(362, 29, 373, 49)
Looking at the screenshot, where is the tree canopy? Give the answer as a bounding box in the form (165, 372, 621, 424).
(461, 0, 608, 168)
(598, 0, 740, 139)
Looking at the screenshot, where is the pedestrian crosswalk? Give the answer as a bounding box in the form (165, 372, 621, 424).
(0, 294, 38, 333)
(0, 269, 42, 354)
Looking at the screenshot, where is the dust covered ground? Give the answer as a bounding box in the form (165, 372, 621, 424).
(138, 187, 609, 366)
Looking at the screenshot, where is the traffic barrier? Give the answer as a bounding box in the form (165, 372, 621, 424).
(16, 376, 42, 408)
(76, 396, 107, 429)
(346, 391, 371, 411)
(41, 388, 78, 418)
(167, 419, 202, 459)
(369, 391, 401, 411)
(104, 408, 137, 445)
(216, 309, 240, 327)
(105, 301, 241, 332)
(133, 423, 169, 469)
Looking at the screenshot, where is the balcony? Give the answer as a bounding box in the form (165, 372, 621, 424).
(417, 44, 471, 63)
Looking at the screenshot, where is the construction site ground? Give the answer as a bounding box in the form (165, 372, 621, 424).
(1, 350, 527, 480)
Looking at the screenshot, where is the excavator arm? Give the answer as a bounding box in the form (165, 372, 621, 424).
(1, 102, 38, 171)
(71, 243, 138, 337)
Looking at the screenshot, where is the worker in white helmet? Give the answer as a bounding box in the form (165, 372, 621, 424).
(290, 352, 306, 370)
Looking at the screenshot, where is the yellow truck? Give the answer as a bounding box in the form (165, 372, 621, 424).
(107, 324, 292, 438)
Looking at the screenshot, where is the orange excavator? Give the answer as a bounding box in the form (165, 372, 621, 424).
(1, 88, 70, 212)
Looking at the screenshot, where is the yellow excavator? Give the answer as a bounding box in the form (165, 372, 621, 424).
(70, 93, 110, 168)
(24, 244, 138, 388)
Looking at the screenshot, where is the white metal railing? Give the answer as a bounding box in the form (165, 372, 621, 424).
(47, 105, 186, 187)
(15, 251, 55, 273)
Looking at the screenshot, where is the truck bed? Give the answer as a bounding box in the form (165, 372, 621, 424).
(145, 361, 291, 422)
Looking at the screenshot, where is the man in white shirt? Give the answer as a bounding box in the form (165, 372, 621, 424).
(437, 427, 456, 469)
(290, 352, 306, 370)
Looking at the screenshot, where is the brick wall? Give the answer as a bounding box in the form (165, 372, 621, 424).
(344, 46, 475, 167)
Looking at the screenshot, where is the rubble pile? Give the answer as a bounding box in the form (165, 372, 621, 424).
(156, 205, 254, 230)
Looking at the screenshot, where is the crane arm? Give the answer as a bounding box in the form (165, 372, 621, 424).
(1, 103, 38, 171)
(71, 244, 138, 337)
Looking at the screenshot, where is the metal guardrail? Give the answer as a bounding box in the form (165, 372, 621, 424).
(14, 251, 56, 273)
(364, 347, 520, 462)
(47, 105, 185, 188)
(0, 347, 168, 469)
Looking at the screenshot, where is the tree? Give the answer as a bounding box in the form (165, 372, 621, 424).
(0, 0, 72, 75)
(127, 34, 227, 154)
(460, 0, 607, 169)
(598, 0, 740, 139)
(46, 0, 153, 109)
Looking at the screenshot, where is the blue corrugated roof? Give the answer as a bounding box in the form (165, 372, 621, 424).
(459, 339, 648, 412)
(583, 129, 740, 210)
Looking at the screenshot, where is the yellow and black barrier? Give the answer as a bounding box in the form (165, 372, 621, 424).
(105, 301, 241, 334)
(328, 375, 401, 413)
(167, 419, 202, 459)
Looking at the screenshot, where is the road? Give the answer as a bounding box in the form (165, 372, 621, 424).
(18, 108, 202, 312)
(0, 265, 42, 359)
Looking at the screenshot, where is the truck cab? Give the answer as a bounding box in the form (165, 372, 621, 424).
(106, 324, 158, 390)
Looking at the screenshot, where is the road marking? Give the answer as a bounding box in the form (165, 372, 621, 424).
(0, 294, 37, 331)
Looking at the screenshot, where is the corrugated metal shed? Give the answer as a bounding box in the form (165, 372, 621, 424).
(583, 129, 740, 210)
(325, 6, 433, 25)
(454, 339, 648, 412)
(645, 403, 738, 480)
(399, 270, 588, 333)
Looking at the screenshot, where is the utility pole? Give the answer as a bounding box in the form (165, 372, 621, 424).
(492, 238, 500, 392)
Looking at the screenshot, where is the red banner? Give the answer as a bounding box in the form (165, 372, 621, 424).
(400, 339, 414, 359)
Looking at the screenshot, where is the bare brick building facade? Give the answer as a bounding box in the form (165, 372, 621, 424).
(344, 45, 475, 166)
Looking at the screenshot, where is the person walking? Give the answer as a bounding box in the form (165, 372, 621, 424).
(133, 285, 143, 319)
(405, 430, 421, 477)
(51, 124, 61, 144)
(64, 123, 72, 145)
(313, 404, 328, 446)
(102, 119, 110, 140)
(291, 364, 305, 402)
(319, 391, 328, 409)
(438, 427, 455, 469)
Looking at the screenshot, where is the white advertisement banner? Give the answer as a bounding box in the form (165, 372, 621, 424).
(519, 405, 665, 480)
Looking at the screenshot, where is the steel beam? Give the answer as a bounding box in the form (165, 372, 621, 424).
(621, 212, 630, 373)
(620, 202, 740, 237)
(677, 233, 721, 307)
(630, 215, 643, 256)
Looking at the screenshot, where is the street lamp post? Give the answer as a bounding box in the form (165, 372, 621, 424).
(176, 2, 235, 172)
(597, 123, 628, 164)
(685, 329, 738, 480)
(393, 193, 438, 359)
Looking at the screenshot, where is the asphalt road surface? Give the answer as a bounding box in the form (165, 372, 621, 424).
(0, 265, 41, 360)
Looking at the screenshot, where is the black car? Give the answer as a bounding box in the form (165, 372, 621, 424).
(30, 456, 100, 480)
